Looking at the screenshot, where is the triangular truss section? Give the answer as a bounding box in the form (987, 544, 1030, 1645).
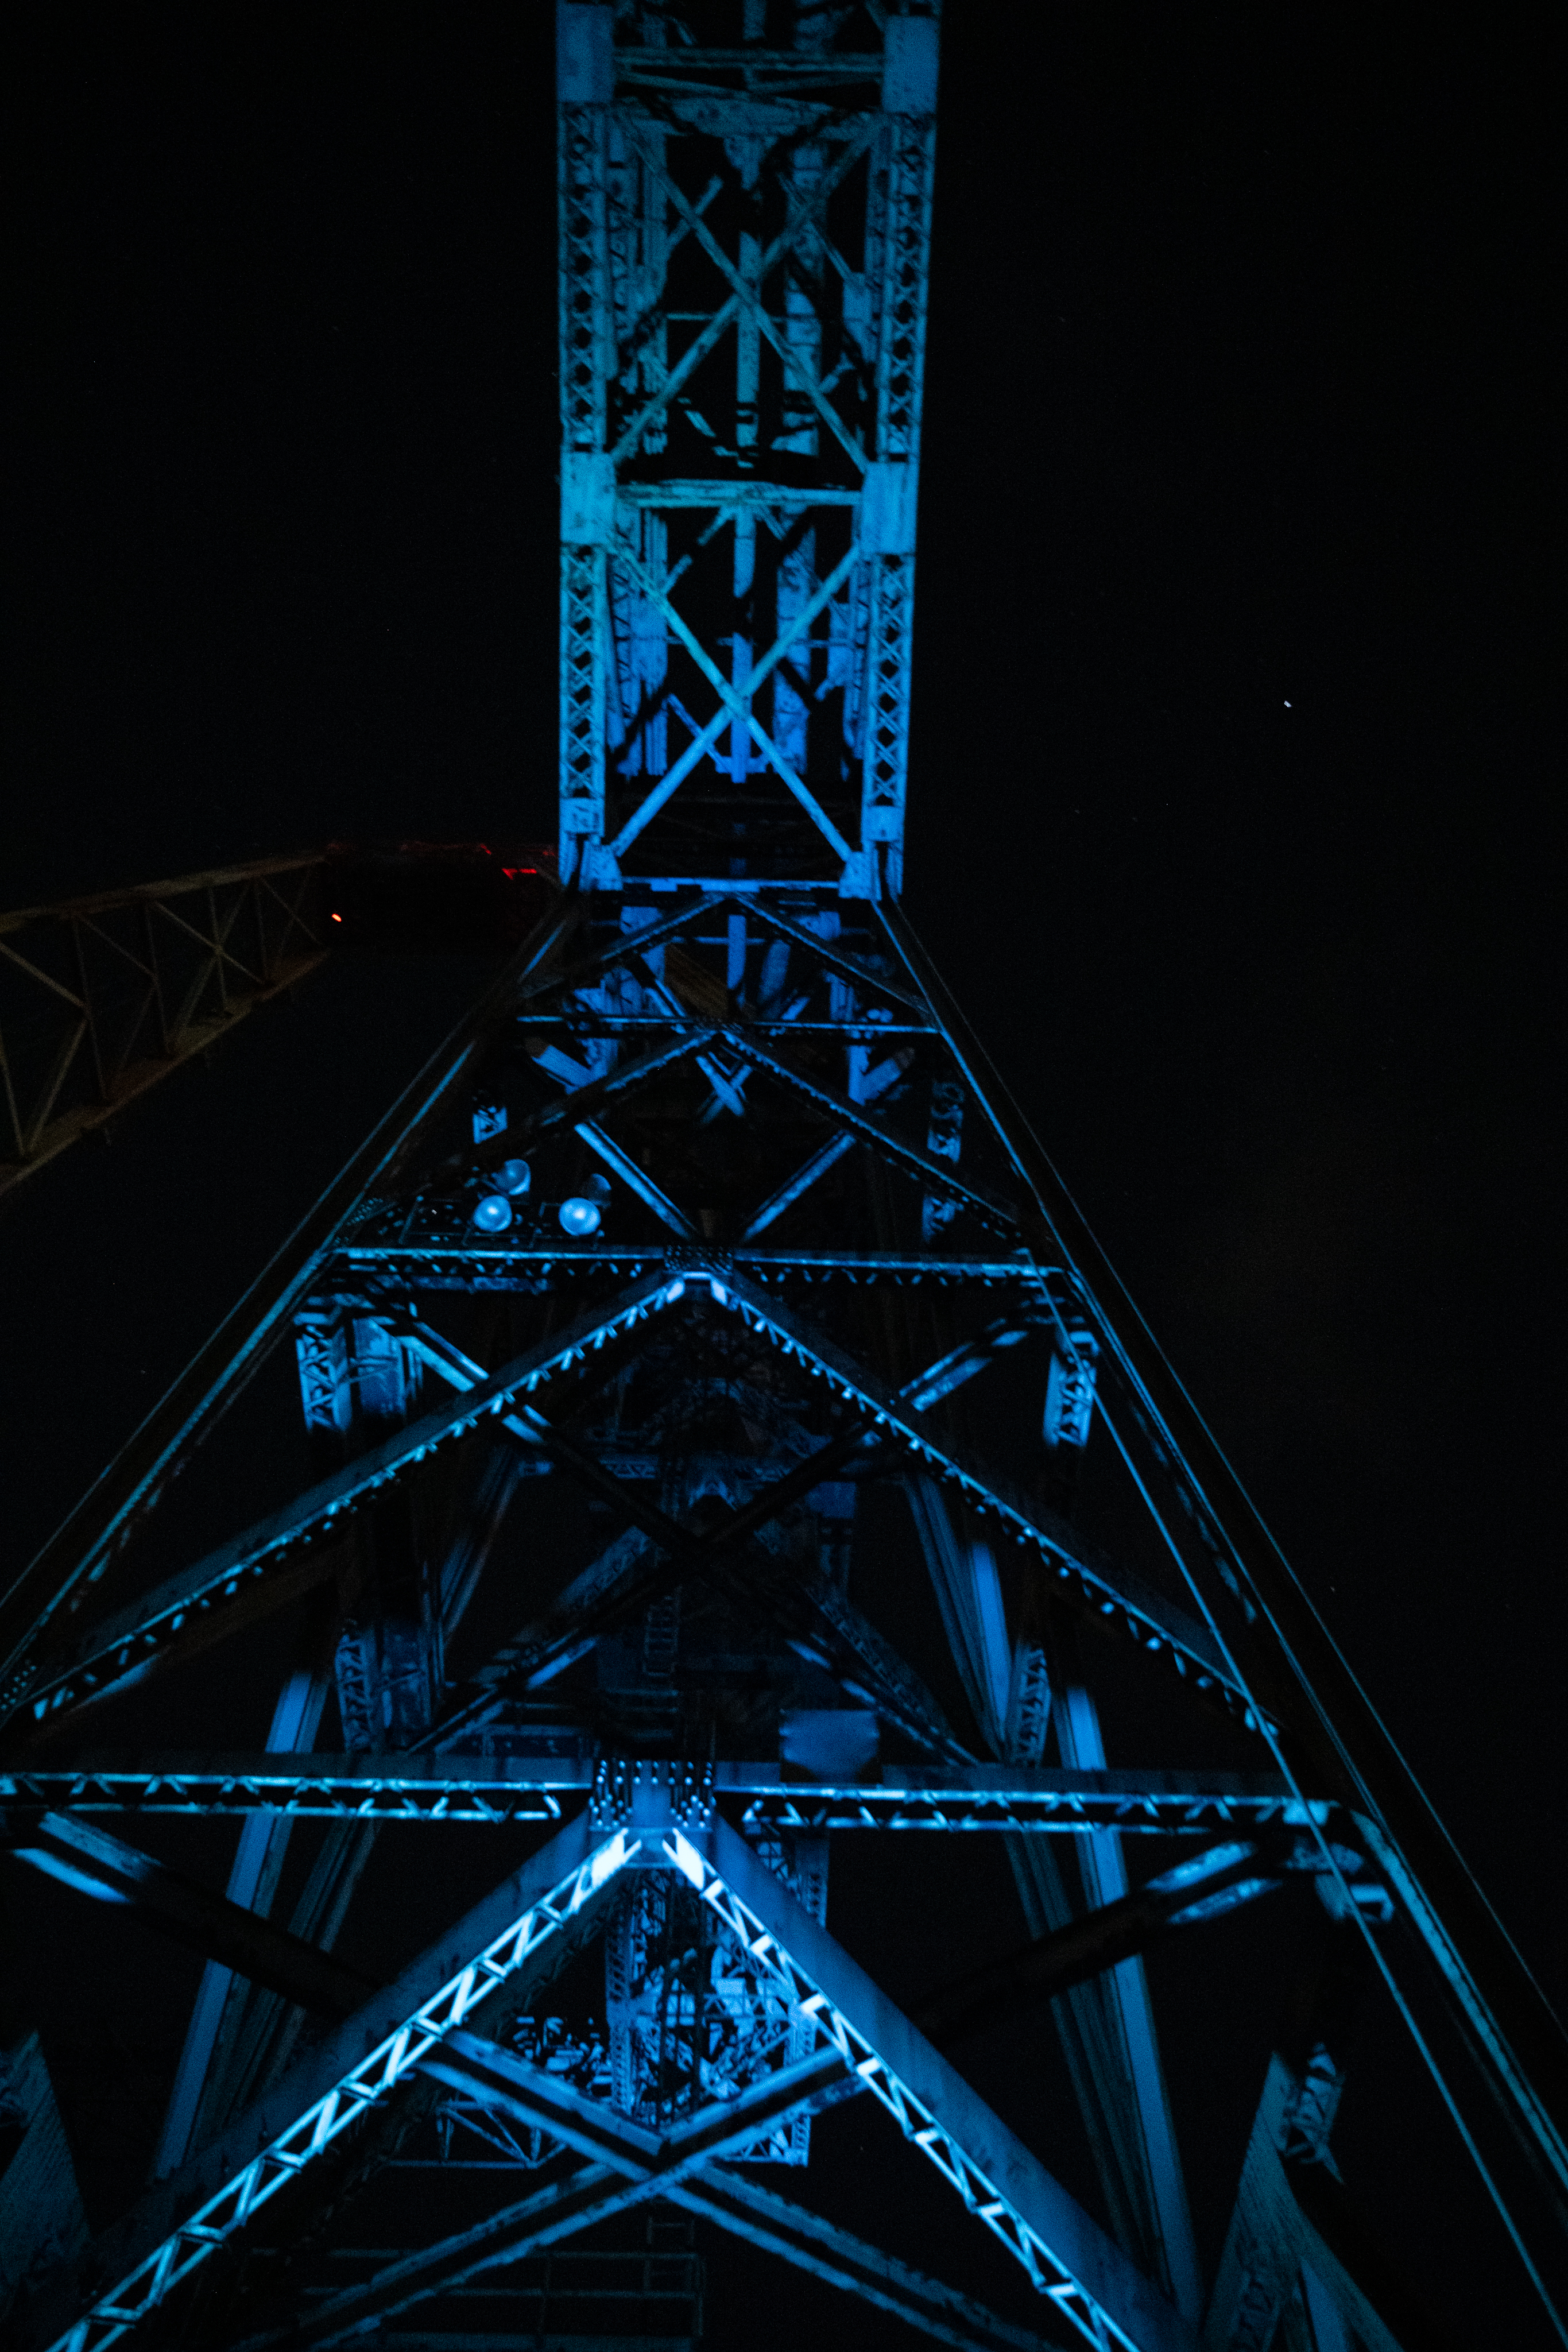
(3, 7, 1562, 2350)
(4, 882, 1561, 2351)
(29, 1802, 1187, 2352)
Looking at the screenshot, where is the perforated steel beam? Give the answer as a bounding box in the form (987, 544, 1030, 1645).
(686, 1815, 1194, 2352)
(0, 1757, 1321, 1833)
(20, 1813, 632, 2352)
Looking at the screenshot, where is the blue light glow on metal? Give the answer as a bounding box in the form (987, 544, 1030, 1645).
(0, 1757, 1331, 1833)
(1147, 1842, 1256, 1894)
(44, 1827, 640, 2352)
(672, 1818, 1193, 2352)
(1165, 1880, 1279, 1929)
(6, 11, 1559, 2350)
(555, 3, 936, 897)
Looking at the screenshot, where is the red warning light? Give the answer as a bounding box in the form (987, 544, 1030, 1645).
(331, 911, 343, 923)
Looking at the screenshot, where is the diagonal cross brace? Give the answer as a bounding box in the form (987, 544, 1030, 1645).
(276, 2158, 1064, 2352)
(691, 1267, 1247, 1716)
(17, 1265, 975, 1756)
(14, 1256, 1242, 1751)
(378, 1306, 973, 1756)
(6, 1272, 682, 1743)
(0, 1812, 376, 2018)
(252, 2160, 648, 2350)
(269, 2030, 1058, 2352)
(672, 2165, 1067, 2352)
(28, 1813, 638, 2352)
(613, 540, 857, 861)
(514, 891, 730, 1009)
(507, 1022, 718, 1148)
(911, 1840, 1288, 2053)
(716, 1022, 1019, 1230)
(5, 1804, 1299, 2324)
(743, 1127, 860, 1236)
(606, 541, 862, 860)
(626, 125, 870, 473)
(232, 1920, 1115, 2352)
(607, 117, 880, 464)
(238, 2034, 843, 2350)
(432, 1411, 969, 1763)
(0, 898, 576, 1699)
(672, 1817, 1195, 2352)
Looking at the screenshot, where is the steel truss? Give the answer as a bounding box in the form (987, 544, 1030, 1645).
(1, 9, 1562, 2352)
(0, 857, 328, 1201)
(555, 0, 935, 896)
(0, 1758, 1325, 1835)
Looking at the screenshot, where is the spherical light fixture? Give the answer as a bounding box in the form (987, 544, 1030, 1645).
(472, 1194, 513, 1233)
(558, 1196, 602, 1236)
(496, 1158, 532, 1196)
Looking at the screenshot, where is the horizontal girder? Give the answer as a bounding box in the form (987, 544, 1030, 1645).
(1, 1756, 1329, 1835)
(25, 1812, 1195, 2352)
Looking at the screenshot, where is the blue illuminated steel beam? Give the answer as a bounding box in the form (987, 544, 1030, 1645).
(11, 10, 1563, 2350)
(22, 864, 1555, 2340)
(555, 3, 937, 895)
(27, 1799, 1195, 2352)
(0, 1813, 373, 2018)
(9, 1267, 1246, 1749)
(669, 2166, 1056, 2352)
(25, 1813, 635, 2352)
(255, 2038, 853, 2350)
(1203, 2053, 1409, 2352)
(0, 902, 574, 1717)
(181, 1811, 1194, 2352)
(266, 2051, 1058, 2352)
(2, 1273, 680, 1741)
(907, 1477, 1202, 2319)
(679, 1814, 1194, 2352)
(151, 1628, 339, 2180)
(877, 898, 1568, 2334)
(0, 1757, 1324, 1835)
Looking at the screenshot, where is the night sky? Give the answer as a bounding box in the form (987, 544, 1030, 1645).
(5, 7, 1562, 2345)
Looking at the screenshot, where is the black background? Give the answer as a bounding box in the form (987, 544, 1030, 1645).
(4, 5, 1562, 2344)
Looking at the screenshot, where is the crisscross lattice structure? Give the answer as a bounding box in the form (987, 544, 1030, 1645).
(555, 3, 936, 896)
(1, 9, 1563, 2352)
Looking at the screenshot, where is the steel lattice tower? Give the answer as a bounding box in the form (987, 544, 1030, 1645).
(1, 7, 1563, 2350)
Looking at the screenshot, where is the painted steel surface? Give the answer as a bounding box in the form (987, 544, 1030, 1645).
(3, 10, 1562, 2351)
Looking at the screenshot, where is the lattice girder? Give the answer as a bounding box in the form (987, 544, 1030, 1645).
(556, 3, 938, 895)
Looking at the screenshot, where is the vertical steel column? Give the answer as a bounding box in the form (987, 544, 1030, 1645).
(557, 5, 614, 885)
(552, 2, 940, 896)
(905, 1476, 1200, 2315)
(858, 19, 939, 896)
(1055, 1677, 1203, 2323)
(150, 1633, 334, 2178)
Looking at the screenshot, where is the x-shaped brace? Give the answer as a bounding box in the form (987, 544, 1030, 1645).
(403, 1315, 970, 1758)
(244, 2032, 848, 2347)
(607, 541, 860, 859)
(626, 125, 869, 473)
(612, 539, 858, 862)
(609, 119, 879, 465)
